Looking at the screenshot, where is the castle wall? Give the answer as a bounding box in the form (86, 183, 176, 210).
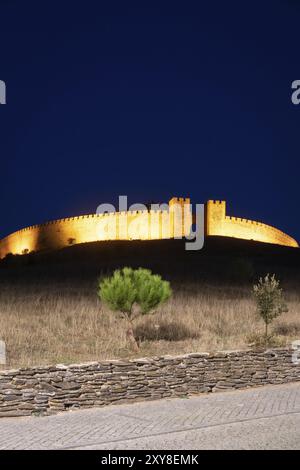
(0, 197, 297, 258)
(0, 198, 192, 259)
(206, 200, 299, 248)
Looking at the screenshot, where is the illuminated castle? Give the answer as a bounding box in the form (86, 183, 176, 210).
(0, 198, 298, 259)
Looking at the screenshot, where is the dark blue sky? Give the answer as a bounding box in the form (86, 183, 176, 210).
(0, 1, 299, 240)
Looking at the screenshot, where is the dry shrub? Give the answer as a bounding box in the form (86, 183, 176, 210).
(246, 332, 286, 348)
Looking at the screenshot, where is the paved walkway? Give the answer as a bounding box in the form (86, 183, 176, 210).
(0, 383, 299, 450)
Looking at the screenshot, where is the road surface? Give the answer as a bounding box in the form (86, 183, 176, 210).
(0, 382, 299, 450)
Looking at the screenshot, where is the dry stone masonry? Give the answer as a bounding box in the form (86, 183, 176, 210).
(0, 348, 299, 418)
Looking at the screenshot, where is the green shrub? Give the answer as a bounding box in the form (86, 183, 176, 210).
(253, 274, 288, 344)
(98, 267, 171, 351)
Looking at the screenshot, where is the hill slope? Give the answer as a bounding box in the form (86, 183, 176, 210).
(1, 236, 299, 286)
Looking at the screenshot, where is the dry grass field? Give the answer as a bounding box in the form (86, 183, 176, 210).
(0, 238, 300, 369)
(1, 279, 300, 368)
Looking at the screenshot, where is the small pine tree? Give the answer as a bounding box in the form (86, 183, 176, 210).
(253, 274, 288, 344)
(98, 267, 171, 351)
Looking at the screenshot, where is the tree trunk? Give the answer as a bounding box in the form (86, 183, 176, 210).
(265, 322, 268, 346)
(126, 325, 139, 352)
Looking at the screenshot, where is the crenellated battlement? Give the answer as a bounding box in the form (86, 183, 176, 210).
(169, 197, 191, 206)
(0, 197, 298, 259)
(0, 198, 193, 258)
(207, 201, 298, 248)
(210, 200, 225, 205)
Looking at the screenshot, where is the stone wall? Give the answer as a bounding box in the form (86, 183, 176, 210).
(206, 200, 299, 247)
(0, 348, 299, 417)
(1, 197, 298, 260)
(0, 198, 192, 259)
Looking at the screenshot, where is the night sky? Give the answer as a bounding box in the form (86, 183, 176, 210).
(0, 1, 299, 241)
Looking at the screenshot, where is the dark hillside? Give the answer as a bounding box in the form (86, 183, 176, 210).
(1, 237, 299, 288)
